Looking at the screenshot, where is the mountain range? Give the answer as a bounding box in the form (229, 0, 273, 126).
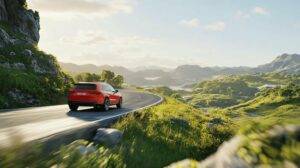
(60, 54, 300, 87)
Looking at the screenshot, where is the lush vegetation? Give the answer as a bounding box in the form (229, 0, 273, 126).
(187, 73, 300, 108)
(188, 77, 258, 108)
(224, 83, 300, 132)
(235, 125, 300, 167)
(0, 22, 73, 108)
(1, 64, 299, 167)
(74, 70, 124, 88)
(201, 83, 300, 167)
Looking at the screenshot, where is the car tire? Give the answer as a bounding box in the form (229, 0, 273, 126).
(102, 98, 110, 111)
(69, 104, 78, 111)
(117, 98, 122, 109)
(94, 104, 102, 111)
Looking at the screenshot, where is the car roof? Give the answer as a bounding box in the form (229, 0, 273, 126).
(76, 82, 109, 85)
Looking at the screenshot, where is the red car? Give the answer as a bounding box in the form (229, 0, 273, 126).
(68, 82, 122, 111)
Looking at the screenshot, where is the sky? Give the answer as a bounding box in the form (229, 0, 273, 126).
(27, 0, 300, 68)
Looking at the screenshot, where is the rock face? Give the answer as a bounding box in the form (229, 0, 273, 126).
(93, 128, 123, 147)
(0, 0, 8, 21)
(0, 0, 40, 44)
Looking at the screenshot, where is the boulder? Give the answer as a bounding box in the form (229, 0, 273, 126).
(31, 59, 45, 74)
(12, 62, 26, 70)
(93, 128, 123, 147)
(22, 49, 32, 57)
(8, 89, 38, 105)
(9, 51, 16, 56)
(0, 62, 11, 69)
(77, 144, 96, 155)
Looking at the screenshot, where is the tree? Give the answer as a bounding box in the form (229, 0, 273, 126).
(112, 75, 124, 88)
(74, 73, 101, 82)
(101, 70, 115, 83)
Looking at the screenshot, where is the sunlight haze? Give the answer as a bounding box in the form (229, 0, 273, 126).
(28, 0, 300, 68)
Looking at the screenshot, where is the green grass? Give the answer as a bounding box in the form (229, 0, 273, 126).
(0, 22, 73, 108)
(235, 125, 300, 167)
(104, 98, 234, 168)
(219, 84, 300, 134)
(188, 93, 239, 108)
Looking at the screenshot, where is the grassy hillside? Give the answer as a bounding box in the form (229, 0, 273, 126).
(168, 83, 300, 167)
(224, 83, 300, 133)
(188, 77, 258, 108)
(187, 73, 300, 108)
(0, 22, 73, 108)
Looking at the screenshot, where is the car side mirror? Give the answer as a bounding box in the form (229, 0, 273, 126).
(114, 89, 119, 93)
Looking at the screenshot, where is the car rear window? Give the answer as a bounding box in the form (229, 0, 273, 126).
(74, 84, 97, 90)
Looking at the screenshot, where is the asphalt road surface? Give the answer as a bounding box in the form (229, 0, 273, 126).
(0, 89, 162, 146)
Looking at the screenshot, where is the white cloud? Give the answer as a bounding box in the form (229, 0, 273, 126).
(180, 18, 200, 28)
(252, 6, 269, 15)
(60, 30, 159, 47)
(28, 0, 134, 18)
(204, 21, 226, 32)
(60, 31, 107, 45)
(235, 10, 251, 19)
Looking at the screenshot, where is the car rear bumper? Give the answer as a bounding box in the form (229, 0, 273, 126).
(68, 101, 99, 106)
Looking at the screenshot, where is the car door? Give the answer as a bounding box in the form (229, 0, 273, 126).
(106, 84, 119, 105)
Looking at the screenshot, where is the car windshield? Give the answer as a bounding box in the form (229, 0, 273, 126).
(74, 83, 96, 90)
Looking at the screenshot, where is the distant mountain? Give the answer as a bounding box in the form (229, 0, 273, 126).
(59, 62, 133, 76)
(255, 54, 300, 74)
(130, 66, 172, 72)
(59, 54, 300, 87)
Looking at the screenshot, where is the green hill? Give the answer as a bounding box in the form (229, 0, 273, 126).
(187, 73, 300, 108)
(226, 83, 300, 132)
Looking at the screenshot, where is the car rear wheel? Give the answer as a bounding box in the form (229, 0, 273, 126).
(117, 98, 122, 109)
(69, 104, 78, 111)
(102, 98, 110, 111)
(94, 104, 102, 111)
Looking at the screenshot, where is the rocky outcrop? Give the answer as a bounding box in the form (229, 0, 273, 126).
(0, 0, 40, 44)
(93, 128, 123, 147)
(0, 0, 8, 21)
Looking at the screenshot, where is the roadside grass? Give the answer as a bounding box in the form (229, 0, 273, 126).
(109, 97, 234, 168)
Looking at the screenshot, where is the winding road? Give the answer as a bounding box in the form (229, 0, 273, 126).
(0, 89, 162, 147)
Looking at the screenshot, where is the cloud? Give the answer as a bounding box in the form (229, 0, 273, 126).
(60, 30, 159, 46)
(252, 6, 269, 15)
(180, 18, 200, 28)
(28, 0, 134, 17)
(60, 31, 107, 45)
(235, 10, 251, 19)
(204, 21, 226, 32)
